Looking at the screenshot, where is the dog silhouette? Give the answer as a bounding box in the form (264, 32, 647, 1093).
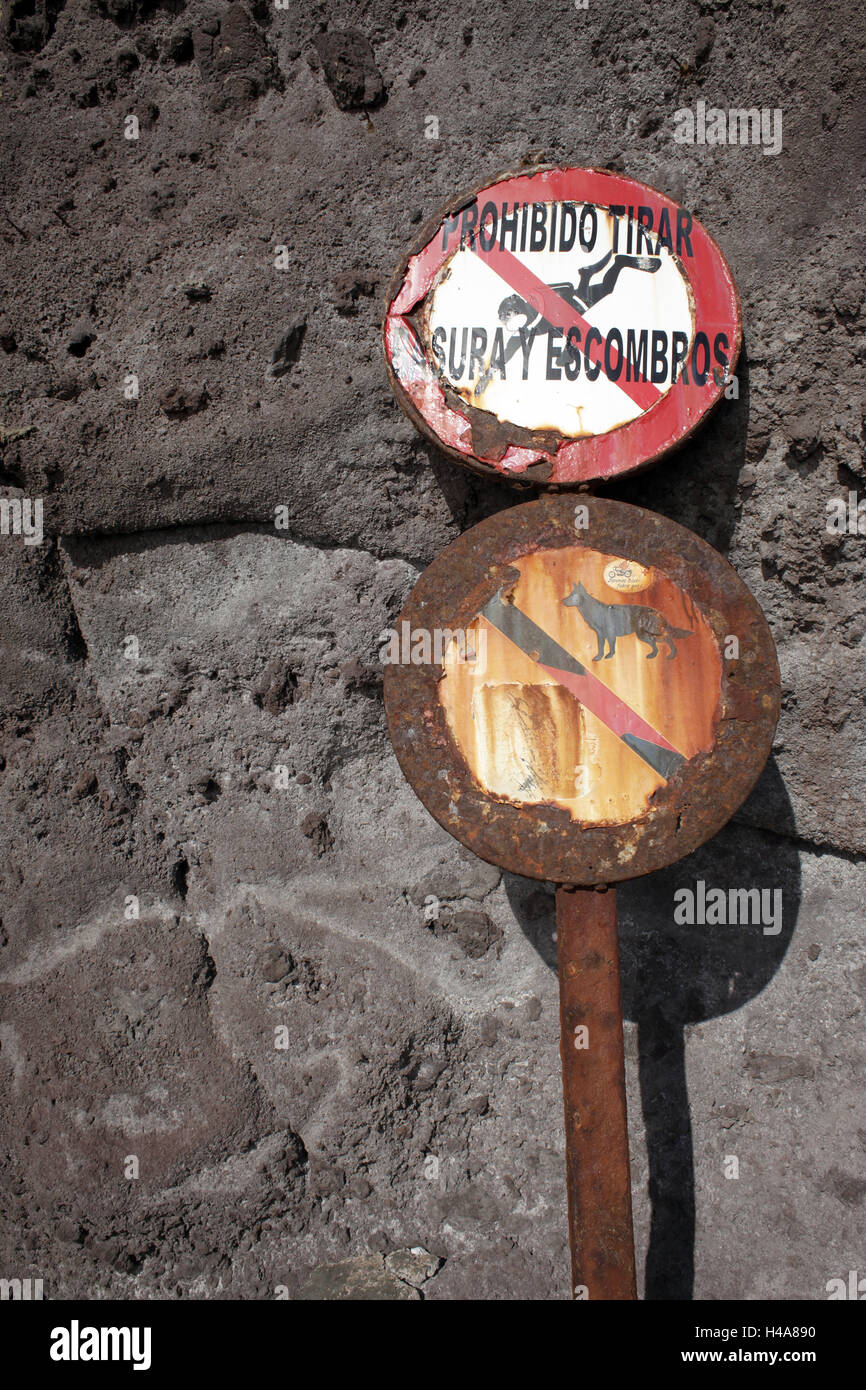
(563, 581, 693, 661)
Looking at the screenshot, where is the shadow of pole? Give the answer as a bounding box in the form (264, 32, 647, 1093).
(638, 1006, 695, 1299)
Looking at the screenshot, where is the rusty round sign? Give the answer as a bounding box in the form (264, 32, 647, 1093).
(383, 167, 741, 488)
(384, 495, 778, 885)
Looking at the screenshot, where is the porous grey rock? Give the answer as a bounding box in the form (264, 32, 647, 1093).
(0, 0, 863, 1306)
(384, 1246, 442, 1287)
(159, 384, 209, 419)
(409, 858, 502, 906)
(192, 4, 282, 115)
(297, 1253, 418, 1300)
(268, 321, 307, 379)
(311, 30, 387, 112)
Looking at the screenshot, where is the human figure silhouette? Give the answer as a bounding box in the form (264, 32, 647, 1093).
(474, 250, 662, 396)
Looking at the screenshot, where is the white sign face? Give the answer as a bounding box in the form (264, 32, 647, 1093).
(425, 202, 694, 438)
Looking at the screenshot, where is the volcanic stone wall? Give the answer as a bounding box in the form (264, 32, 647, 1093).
(0, 0, 863, 1300)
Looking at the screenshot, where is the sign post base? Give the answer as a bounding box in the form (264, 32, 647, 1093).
(556, 883, 637, 1300)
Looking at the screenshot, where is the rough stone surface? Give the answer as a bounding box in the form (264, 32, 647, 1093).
(384, 1245, 442, 1288)
(297, 1252, 418, 1300)
(0, 0, 864, 1301)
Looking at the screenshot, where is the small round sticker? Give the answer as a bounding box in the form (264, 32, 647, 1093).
(384, 167, 741, 488)
(603, 558, 652, 592)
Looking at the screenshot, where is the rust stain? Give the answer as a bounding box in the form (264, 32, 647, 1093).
(440, 545, 722, 826)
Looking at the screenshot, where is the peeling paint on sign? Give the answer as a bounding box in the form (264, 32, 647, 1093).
(383, 167, 741, 487)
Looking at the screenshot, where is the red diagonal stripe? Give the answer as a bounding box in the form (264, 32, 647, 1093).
(470, 239, 663, 412)
(538, 664, 682, 754)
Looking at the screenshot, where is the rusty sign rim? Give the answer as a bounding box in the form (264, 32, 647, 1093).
(383, 495, 779, 886)
(382, 164, 742, 491)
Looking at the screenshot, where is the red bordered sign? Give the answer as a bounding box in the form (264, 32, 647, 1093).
(383, 167, 741, 488)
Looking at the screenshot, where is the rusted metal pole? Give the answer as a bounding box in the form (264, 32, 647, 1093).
(556, 883, 637, 1300)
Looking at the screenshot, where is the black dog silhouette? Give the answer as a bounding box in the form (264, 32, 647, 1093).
(563, 582, 693, 660)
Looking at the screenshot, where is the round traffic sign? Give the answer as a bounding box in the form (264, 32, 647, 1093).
(384, 496, 778, 885)
(384, 167, 741, 488)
